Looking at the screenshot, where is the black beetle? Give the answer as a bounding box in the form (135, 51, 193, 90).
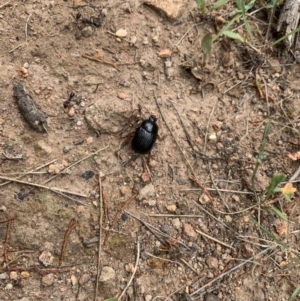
(131, 115, 158, 154)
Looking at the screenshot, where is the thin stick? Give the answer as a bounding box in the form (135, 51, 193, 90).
(155, 96, 196, 177)
(149, 214, 203, 217)
(25, 14, 32, 42)
(180, 258, 199, 274)
(0, 159, 57, 187)
(126, 210, 190, 250)
(0, 175, 88, 197)
(189, 175, 215, 207)
(82, 54, 140, 71)
(180, 188, 253, 194)
(190, 246, 274, 297)
(59, 218, 77, 265)
(203, 98, 217, 153)
(52, 190, 87, 205)
(145, 251, 184, 270)
(118, 237, 140, 300)
(195, 229, 234, 250)
(0, 1, 11, 9)
(9, 44, 24, 53)
(94, 173, 103, 301)
(289, 165, 300, 182)
(43, 146, 108, 184)
(208, 162, 228, 209)
(194, 201, 239, 235)
(4, 219, 13, 264)
(106, 30, 132, 44)
(103, 194, 137, 246)
(174, 22, 203, 46)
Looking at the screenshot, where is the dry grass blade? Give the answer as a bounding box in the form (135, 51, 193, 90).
(0, 159, 57, 187)
(195, 229, 234, 250)
(118, 237, 140, 300)
(94, 173, 103, 301)
(190, 246, 275, 298)
(43, 146, 108, 184)
(0, 175, 88, 198)
(103, 194, 137, 246)
(59, 218, 77, 265)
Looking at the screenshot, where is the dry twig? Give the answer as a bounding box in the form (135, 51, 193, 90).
(189, 175, 215, 206)
(25, 14, 32, 42)
(59, 218, 77, 265)
(4, 218, 14, 264)
(43, 146, 108, 184)
(82, 54, 139, 71)
(190, 246, 275, 298)
(94, 173, 103, 301)
(118, 237, 140, 300)
(0, 175, 88, 198)
(195, 229, 234, 250)
(0, 159, 57, 187)
(103, 194, 137, 246)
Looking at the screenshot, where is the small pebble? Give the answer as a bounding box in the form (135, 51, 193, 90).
(148, 199, 156, 206)
(121, 2, 131, 13)
(82, 170, 94, 180)
(75, 95, 82, 105)
(130, 36, 137, 45)
(10, 271, 18, 280)
(68, 107, 75, 117)
(23, 62, 29, 69)
(74, 139, 84, 145)
(172, 218, 181, 229)
(142, 37, 149, 45)
(165, 60, 172, 68)
(160, 225, 170, 233)
(5, 283, 13, 290)
(63, 145, 73, 153)
(76, 120, 82, 126)
(81, 26, 93, 37)
(86, 136, 94, 144)
(0, 205, 7, 211)
(0, 273, 9, 280)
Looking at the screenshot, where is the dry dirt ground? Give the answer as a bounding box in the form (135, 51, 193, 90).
(1, 0, 300, 300)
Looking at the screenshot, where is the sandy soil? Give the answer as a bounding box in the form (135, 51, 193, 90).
(0, 1, 300, 300)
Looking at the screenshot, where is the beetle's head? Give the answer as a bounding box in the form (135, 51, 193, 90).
(149, 115, 157, 123)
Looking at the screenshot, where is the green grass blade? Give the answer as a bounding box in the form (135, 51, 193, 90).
(271, 26, 300, 47)
(223, 30, 244, 42)
(265, 174, 286, 200)
(195, 0, 206, 13)
(288, 285, 300, 301)
(249, 216, 289, 249)
(269, 206, 287, 222)
(213, 0, 231, 9)
(213, 14, 241, 41)
(235, 0, 254, 44)
(201, 33, 213, 55)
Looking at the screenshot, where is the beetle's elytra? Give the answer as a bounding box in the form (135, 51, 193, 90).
(131, 115, 158, 154)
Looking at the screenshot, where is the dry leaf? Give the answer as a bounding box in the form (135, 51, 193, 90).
(141, 170, 150, 182)
(158, 49, 172, 58)
(273, 219, 288, 236)
(281, 183, 297, 196)
(166, 204, 177, 212)
(117, 92, 126, 100)
(288, 151, 300, 161)
(95, 50, 104, 60)
(18, 67, 28, 78)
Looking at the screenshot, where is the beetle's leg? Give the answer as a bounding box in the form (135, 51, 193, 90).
(147, 152, 151, 164)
